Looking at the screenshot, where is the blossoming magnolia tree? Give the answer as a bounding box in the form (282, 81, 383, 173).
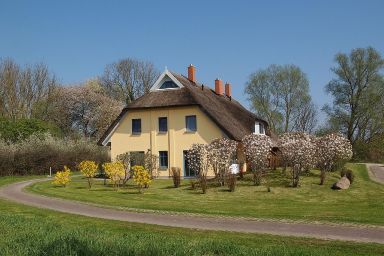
(186, 143, 210, 193)
(279, 132, 316, 187)
(207, 138, 238, 186)
(315, 133, 353, 185)
(241, 134, 273, 185)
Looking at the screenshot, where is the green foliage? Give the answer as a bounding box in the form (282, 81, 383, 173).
(0, 117, 61, 143)
(0, 133, 108, 176)
(324, 47, 384, 147)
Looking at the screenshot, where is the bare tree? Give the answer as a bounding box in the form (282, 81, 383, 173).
(0, 58, 57, 120)
(292, 99, 317, 133)
(100, 58, 159, 104)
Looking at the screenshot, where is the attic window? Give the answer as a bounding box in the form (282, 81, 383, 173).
(159, 81, 179, 89)
(253, 122, 265, 135)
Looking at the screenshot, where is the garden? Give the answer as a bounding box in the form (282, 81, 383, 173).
(28, 132, 384, 226)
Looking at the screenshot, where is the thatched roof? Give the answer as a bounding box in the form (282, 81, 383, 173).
(98, 71, 269, 145)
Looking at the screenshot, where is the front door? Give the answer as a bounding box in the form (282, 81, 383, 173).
(183, 150, 196, 177)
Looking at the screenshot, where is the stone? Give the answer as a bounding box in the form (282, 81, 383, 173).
(332, 176, 351, 190)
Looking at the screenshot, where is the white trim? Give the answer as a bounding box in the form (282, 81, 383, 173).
(101, 121, 120, 146)
(150, 69, 184, 92)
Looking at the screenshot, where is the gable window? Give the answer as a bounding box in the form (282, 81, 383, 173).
(158, 117, 168, 132)
(132, 119, 141, 134)
(159, 81, 178, 89)
(259, 123, 265, 134)
(159, 151, 168, 169)
(253, 122, 265, 135)
(185, 115, 197, 132)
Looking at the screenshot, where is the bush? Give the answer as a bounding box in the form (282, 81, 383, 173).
(78, 160, 98, 189)
(102, 161, 125, 190)
(52, 166, 71, 187)
(171, 167, 181, 188)
(132, 165, 151, 193)
(0, 133, 108, 176)
(341, 168, 354, 184)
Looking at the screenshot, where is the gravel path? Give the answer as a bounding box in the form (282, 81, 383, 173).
(0, 177, 383, 244)
(366, 163, 384, 184)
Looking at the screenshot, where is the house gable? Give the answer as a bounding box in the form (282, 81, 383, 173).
(150, 69, 184, 92)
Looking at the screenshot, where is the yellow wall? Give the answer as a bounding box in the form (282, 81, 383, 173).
(110, 106, 225, 177)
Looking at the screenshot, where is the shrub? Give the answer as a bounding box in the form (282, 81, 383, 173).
(52, 166, 71, 187)
(226, 173, 237, 192)
(102, 162, 125, 190)
(341, 168, 354, 184)
(132, 165, 151, 193)
(0, 133, 108, 176)
(78, 160, 98, 189)
(171, 167, 181, 188)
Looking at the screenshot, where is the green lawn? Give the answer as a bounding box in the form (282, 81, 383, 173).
(28, 163, 384, 225)
(1, 176, 384, 255)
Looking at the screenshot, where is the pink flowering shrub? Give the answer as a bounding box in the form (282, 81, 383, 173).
(207, 138, 238, 186)
(242, 134, 273, 185)
(315, 133, 353, 185)
(279, 132, 316, 187)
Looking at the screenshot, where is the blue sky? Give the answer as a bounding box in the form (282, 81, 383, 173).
(1, 0, 383, 122)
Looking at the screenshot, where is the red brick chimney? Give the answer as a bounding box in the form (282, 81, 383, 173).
(225, 82, 231, 97)
(215, 78, 224, 95)
(188, 64, 195, 82)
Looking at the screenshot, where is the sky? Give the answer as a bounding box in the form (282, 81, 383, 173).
(1, 0, 384, 123)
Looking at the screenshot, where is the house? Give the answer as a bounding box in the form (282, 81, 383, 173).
(98, 65, 271, 177)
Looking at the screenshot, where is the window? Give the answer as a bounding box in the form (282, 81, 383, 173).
(185, 115, 197, 132)
(130, 151, 144, 167)
(132, 119, 141, 134)
(253, 122, 265, 135)
(159, 81, 178, 89)
(158, 117, 167, 132)
(259, 123, 265, 134)
(159, 151, 168, 168)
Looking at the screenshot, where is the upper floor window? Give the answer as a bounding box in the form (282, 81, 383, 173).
(186, 115, 197, 132)
(158, 117, 168, 132)
(132, 119, 141, 134)
(253, 122, 265, 135)
(159, 151, 168, 168)
(159, 81, 178, 89)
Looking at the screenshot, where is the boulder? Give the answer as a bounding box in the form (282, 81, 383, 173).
(332, 176, 351, 190)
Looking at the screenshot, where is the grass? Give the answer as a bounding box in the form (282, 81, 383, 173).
(1, 176, 384, 255)
(28, 163, 384, 225)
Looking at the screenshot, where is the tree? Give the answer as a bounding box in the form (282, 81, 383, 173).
(100, 58, 159, 104)
(323, 47, 384, 146)
(292, 99, 318, 133)
(207, 138, 238, 186)
(186, 144, 210, 194)
(315, 134, 353, 185)
(245, 64, 316, 133)
(38, 79, 123, 138)
(78, 160, 99, 189)
(241, 134, 272, 185)
(279, 133, 316, 187)
(0, 58, 57, 120)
